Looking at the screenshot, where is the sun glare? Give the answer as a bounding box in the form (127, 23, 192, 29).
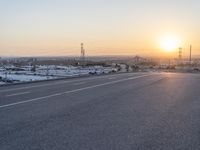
(160, 34, 181, 52)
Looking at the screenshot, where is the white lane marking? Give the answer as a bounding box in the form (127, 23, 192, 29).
(0, 74, 153, 109)
(0, 73, 145, 93)
(73, 82, 86, 85)
(6, 92, 30, 97)
(108, 77, 116, 80)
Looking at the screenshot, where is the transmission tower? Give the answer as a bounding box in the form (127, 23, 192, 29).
(81, 43, 85, 61)
(179, 47, 182, 60)
(189, 45, 192, 62)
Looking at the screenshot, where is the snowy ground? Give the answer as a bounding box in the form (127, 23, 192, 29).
(0, 65, 117, 84)
(0, 81, 5, 85)
(0, 72, 55, 82)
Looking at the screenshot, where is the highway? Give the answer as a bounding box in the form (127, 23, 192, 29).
(0, 72, 200, 150)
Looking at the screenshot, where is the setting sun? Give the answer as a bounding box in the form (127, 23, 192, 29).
(160, 34, 181, 52)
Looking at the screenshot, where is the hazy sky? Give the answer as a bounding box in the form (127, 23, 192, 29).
(0, 0, 200, 56)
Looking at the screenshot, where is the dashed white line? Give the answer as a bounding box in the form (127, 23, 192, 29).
(0, 74, 153, 109)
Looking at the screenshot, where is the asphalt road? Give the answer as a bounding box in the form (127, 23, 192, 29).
(0, 72, 200, 150)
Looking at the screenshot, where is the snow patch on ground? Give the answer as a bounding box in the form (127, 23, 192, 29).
(0, 65, 117, 84)
(0, 81, 5, 85)
(0, 73, 55, 82)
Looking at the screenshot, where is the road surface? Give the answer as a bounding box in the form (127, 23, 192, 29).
(0, 72, 200, 150)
